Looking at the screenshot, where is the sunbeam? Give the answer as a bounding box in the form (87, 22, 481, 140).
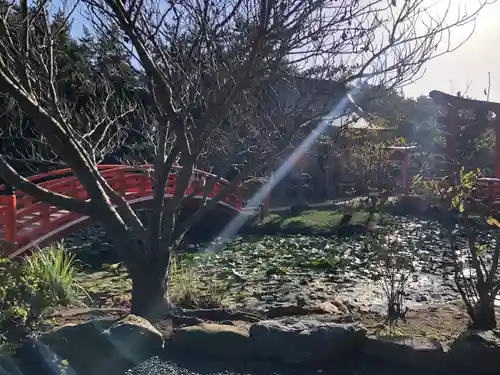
(205, 83, 367, 253)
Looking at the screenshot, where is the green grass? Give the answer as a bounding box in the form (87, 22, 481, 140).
(75, 258, 230, 309)
(169, 257, 230, 308)
(251, 208, 374, 235)
(23, 244, 89, 306)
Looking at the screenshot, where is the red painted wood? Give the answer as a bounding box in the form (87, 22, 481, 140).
(444, 109, 459, 175)
(495, 118, 500, 179)
(402, 152, 410, 195)
(0, 165, 243, 256)
(5, 194, 17, 243)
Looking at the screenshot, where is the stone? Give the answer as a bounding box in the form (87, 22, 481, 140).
(169, 323, 251, 359)
(249, 316, 366, 364)
(388, 195, 430, 216)
(18, 314, 164, 375)
(448, 329, 500, 374)
(315, 301, 340, 314)
(362, 335, 446, 371)
(0, 239, 16, 257)
(104, 315, 165, 362)
(0, 354, 24, 375)
(264, 299, 347, 319)
(415, 293, 428, 302)
(265, 304, 311, 317)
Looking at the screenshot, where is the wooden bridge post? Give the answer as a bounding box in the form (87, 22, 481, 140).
(495, 116, 500, 179)
(40, 205, 50, 228)
(1, 185, 17, 243)
(444, 108, 459, 177)
(263, 173, 272, 217)
(402, 151, 410, 195)
(118, 169, 126, 196)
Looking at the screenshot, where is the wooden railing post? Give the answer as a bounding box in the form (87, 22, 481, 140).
(402, 151, 410, 195)
(263, 174, 271, 217)
(2, 185, 17, 243)
(495, 117, 500, 179)
(138, 169, 148, 196)
(233, 183, 241, 210)
(40, 205, 50, 228)
(118, 169, 126, 196)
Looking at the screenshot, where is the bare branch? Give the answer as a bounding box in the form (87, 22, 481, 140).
(0, 154, 99, 217)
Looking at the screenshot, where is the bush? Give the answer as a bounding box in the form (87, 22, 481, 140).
(169, 256, 228, 308)
(415, 169, 500, 330)
(0, 244, 88, 353)
(367, 232, 418, 330)
(0, 258, 48, 353)
(23, 244, 88, 306)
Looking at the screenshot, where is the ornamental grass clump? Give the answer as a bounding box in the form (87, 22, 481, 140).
(0, 244, 88, 353)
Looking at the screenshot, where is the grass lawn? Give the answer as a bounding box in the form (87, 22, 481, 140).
(249, 208, 375, 235)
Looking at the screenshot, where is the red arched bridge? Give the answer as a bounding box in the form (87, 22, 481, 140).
(0, 165, 246, 258)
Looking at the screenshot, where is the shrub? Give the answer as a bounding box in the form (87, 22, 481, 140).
(415, 169, 500, 330)
(23, 244, 89, 306)
(0, 244, 88, 353)
(367, 232, 418, 330)
(0, 258, 48, 353)
(169, 256, 228, 308)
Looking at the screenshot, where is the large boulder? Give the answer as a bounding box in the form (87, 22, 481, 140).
(249, 316, 366, 364)
(448, 329, 500, 374)
(18, 314, 164, 375)
(362, 335, 446, 372)
(0, 354, 24, 375)
(169, 323, 251, 360)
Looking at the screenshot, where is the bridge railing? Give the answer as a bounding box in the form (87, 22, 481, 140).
(0, 165, 243, 244)
(475, 178, 500, 202)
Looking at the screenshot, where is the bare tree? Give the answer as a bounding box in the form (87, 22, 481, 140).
(0, 0, 493, 318)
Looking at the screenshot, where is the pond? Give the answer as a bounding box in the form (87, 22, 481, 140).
(173, 215, 499, 312)
(63, 214, 500, 314)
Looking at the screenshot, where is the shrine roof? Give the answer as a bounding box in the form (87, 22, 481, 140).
(430, 90, 500, 111)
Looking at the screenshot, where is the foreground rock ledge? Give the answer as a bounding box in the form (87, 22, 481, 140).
(13, 313, 500, 375)
(249, 316, 366, 364)
(447, 329, 500, 374)
(19, 314, 164, 375)
(362, 330, 500, 375)
(169, 323, 251, 359)
(362, 335, 446, 372)
(166, 316, 367, 364)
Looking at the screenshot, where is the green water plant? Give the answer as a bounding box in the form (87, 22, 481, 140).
(415, 168, 500, 330)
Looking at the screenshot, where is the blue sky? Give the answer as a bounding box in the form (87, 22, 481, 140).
(57, 0, 500, 102)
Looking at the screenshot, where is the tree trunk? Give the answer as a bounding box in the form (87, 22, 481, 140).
(471, 292, 497, 330)
(129, 265, 171, 320)
(471, 304, 497, 330)
(100, 217, 173, 320)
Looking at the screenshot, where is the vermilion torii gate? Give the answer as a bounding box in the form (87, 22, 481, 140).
(429, 90, 500, 178)
(385, 90, 500, 197)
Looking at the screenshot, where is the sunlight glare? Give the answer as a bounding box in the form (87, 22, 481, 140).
(204, 84, 366, 253)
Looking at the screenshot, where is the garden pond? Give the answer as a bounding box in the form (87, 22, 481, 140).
(62, 214, 500, 314)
